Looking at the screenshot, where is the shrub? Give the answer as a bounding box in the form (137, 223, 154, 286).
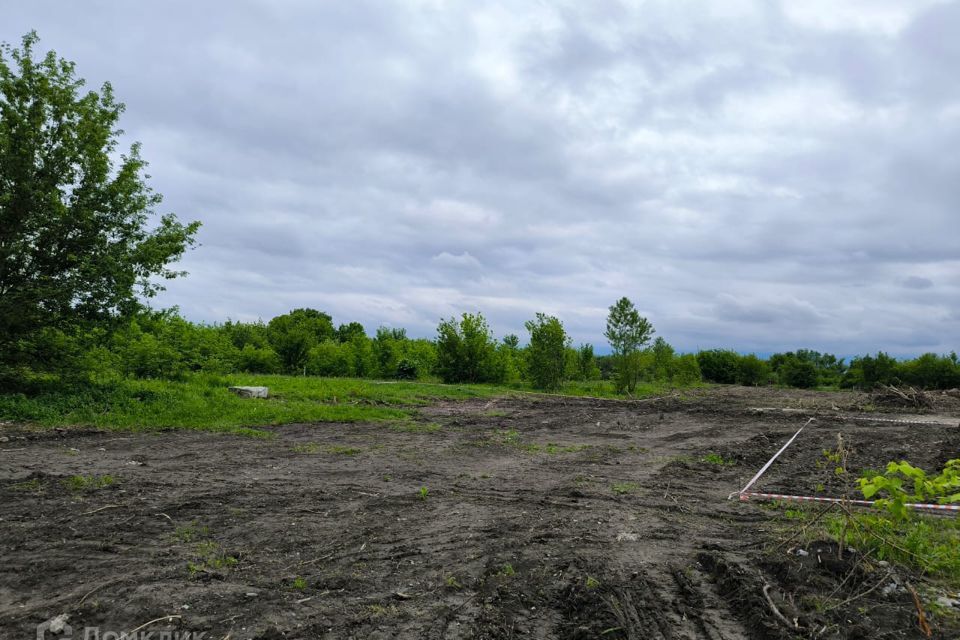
(696, 349, 739, 384)
(237, 344, 281, 374)
(780, 358, 817, 388)
(671, 354, 702, 386)
(435, 313, 501, 383)
(525, 313, 568, 391)
(736, 354, 769, 386)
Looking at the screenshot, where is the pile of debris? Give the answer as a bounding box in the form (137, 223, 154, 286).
(870, 384, 933, 411)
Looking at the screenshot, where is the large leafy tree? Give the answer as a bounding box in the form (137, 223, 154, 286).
(0, 33, 199, 370)
(604, 297, 654, 393)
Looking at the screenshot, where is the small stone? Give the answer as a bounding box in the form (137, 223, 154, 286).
(0, 436, 9, 443)
(245, 591, 259, 597)
(229, 386, 269, 399)
(795, 549, 809, 557)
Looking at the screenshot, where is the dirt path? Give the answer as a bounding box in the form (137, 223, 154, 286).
(2, 387, 958, 639)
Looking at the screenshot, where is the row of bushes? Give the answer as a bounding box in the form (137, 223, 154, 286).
(8, 307, 956, 393)
(694, 349, 960, 390)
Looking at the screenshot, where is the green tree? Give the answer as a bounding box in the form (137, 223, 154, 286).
(336, 321, 366, 343)
(0, 33, 199, 378)
(650, 337, 675, 381)
(696, 349, 740, 384)
(435, 312, 500, 383)
(525, 313, 568, 391)
(604, 297, 654, 394)
(780, 358, 818, 388)
(576, 343, 601, 381)
(267, 308, 335, 373)
(737, 354, 769, 386)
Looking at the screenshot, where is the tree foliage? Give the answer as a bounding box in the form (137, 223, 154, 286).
(604, 297, 654, 393)
(0, 33, 199, 377)
(525, 313, 568, 391)
(435, 313, 501, 383)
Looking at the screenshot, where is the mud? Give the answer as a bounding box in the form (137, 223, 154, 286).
(2, 386, 958, 639)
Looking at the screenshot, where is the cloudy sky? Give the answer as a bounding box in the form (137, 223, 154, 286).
(5, 1, 959, 355)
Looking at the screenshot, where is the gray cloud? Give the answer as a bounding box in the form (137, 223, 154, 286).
(4, 0, 959, 356)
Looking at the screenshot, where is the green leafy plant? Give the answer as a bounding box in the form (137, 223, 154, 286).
(418, 486, 429, 500)
(860, 459, 960, 521)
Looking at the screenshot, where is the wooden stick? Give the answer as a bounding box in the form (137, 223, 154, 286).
(126, 615, 182, 634)
(81, 504, 122, 516)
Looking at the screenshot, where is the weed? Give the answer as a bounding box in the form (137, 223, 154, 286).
(826, 512, 960, 585)
(498, 563, 516, 577)
(611, 482, 639, 495)
(419, 486, 429, 500)
(64, 475, 115, 491)
(293, 442, 362, 455)
(445, 575, 462, 589)
(368, 603, 399, 617)
(188, 540, 237, 575)
(390, 421, 442, 434)
(9, 478, 43, 492)
(586, 576, 601, 590)
(701, 453, 734, 466)
(291, 576, 308, 590)
(174, 521, 210, 543)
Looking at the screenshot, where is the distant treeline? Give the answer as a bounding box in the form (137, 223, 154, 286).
(5, 306, 958, 394)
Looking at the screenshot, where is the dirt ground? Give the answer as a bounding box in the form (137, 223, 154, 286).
(2, 386, 960, 639)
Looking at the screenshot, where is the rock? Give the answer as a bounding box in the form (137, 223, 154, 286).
(795, 549, 809, 557)
(229, 386, 269, 399)
(936, 596, 959, 609)
(0, 436, 9, 443)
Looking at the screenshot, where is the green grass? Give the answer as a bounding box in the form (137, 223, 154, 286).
(611, 482, 640, 495)
(701, 453, 735, 466)
(0, 374, 507, 435)
(826, 512, 960, 586)
(0, 373, 690, 436)
(63, 474, 116, 491)
(292, 442, 363, 455)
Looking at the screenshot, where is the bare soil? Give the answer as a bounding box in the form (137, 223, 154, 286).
(2, 386, 960, 639)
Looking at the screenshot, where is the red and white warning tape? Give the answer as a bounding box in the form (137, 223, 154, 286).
(739, 491, 960, 514)
(729, 416, 960, 515)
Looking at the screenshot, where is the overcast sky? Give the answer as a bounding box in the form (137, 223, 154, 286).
(5, 1, 959, 355)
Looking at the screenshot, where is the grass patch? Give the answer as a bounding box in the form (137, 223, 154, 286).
(63, 474, 116, 491)
(174, 521, 211, 543)
(291, 576, 308, 590)
(9, 478, 43, 492)
(477, 429, 591, 454)
(611, 482, 640, 495)
(701, 453, 735, 466)
(188, 540, 238, 576)
(389, 421, 442, 433)
(826, 512, 960, 586)
(292, 442, 362, 455)
(0, 373, 695, 435)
